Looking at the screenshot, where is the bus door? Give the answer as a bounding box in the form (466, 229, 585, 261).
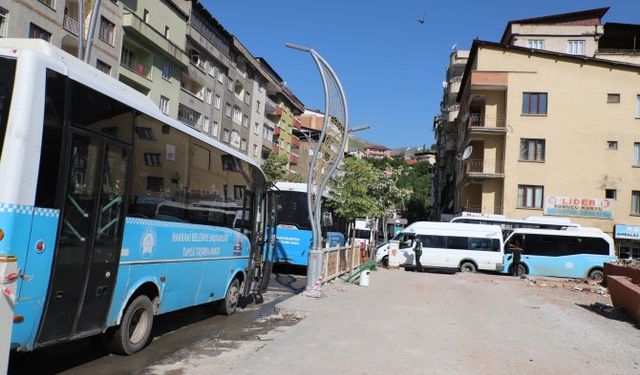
(257, 191, 278, 292)
(37, 128, 131, 345)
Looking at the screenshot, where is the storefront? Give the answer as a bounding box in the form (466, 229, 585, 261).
(613, 224, 640, 259)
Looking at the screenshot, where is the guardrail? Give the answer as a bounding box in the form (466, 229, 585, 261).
(321, 245, 363, 283)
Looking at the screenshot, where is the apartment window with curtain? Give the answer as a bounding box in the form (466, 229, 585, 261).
(231, 130, 240, 147)
(225, 103, 231, 117)
(212, 121, 219, 138)
(522, 92, 548, 115)
(162, 63, 171, 80)
(203, 116, 210, 133)
(96, 60, 111, 74)
(29, 23, 51, 41)
(205, 88, 212, 104)
(634, 143, 640, 166)
(99, 16, 115, 46)
(632, 191, 640, 215)
(214, 95, 221, 109)
(222, 129, 230, 143)
(527, 39, 544, 49)
(607, 141, 618, 150)
(519, 139, 545, 161)
(159, 96, 169, 115)
(517, 185, 544, 209)
(567, 40, 585, 55)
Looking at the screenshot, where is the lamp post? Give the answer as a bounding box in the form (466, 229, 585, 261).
(286, 43, 348, 298)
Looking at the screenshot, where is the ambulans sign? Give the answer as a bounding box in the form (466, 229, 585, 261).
(543, 196, 613, 219)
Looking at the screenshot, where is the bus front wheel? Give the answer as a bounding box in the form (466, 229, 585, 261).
(588, 269, 604, 282)
(219, 278, 240, 316)
(381, 256, 389, 267)
(460, 261, 477, 273)
(109, 295, 154, 355)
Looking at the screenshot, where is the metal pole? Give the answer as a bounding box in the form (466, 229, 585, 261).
(286, 43, 348, 298)
(84, 0, 103, 63)
(78, 0, 84, 59)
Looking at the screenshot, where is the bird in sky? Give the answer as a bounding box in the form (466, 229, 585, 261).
(417, 13, 426, 24)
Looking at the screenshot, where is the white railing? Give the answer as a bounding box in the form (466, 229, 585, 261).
(63, 15, 80, 36)
(321, 245, 363, 283)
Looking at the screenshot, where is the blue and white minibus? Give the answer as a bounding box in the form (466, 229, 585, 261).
(503, 227, 616, 281)
(272, 182, 345, 266)
(0, 40, 272, 354)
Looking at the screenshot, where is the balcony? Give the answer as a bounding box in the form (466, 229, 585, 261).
(292, 117, 302, 131)
(291, 136, 301, 148)
(120, 54, 152, 80)
(265, 98, 277, 115)
(469, 71, 508, 90)
(464, 159, 504, 178)
(463, 203, 504, 215)
(290, 153, 299, 165)
(272, 145, 280, 154)
(63, 15, 80, 36)
(273, 127, 281, 137)
(468, 114, 506, 128)
(122, 12, 189, 67)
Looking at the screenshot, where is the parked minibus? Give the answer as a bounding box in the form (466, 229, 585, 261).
(503, 227, 616, 280)
(375, 222, 504, 272)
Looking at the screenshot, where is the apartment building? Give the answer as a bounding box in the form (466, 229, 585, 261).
(0, 0, 123, 76)
(455, 39, 640, 237)
(432, 49, 469, 220)
(294, 109, 326, 179)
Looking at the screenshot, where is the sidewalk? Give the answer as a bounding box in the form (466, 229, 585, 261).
(230, 268, 640, 375)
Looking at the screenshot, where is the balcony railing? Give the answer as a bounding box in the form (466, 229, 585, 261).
(291, 136, 300, 148)
(265, 98, 277, 115)
(63, 15, 80, 36)
(465, 159, 505, 175)
(463, 203, 504, 215)
(120, 55, 151, 79)
(468, 113, 506, 128)
(273, 127, 281, 137)
(290, 153, 299, 165)
(292, 117, 302, 130)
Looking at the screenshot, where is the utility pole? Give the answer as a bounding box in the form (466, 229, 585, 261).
(285, 43, 349, 298)
(84, 0, 103, 63)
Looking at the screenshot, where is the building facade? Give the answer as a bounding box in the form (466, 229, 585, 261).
(0, 0, 124, 77)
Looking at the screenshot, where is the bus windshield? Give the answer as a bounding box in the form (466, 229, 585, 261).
(276, 190, 311, 229)
(0, 57, 16, 160)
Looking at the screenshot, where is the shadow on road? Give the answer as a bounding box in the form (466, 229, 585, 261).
(576, 302, 638, 328)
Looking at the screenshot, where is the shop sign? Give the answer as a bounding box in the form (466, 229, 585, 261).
(614, 224, 640, 240)
(543, 196, 612, 219)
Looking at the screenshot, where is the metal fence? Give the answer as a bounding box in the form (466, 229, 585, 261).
(321, 245, 363, 283)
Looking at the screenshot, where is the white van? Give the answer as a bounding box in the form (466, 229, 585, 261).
(375, 221, 505, 272)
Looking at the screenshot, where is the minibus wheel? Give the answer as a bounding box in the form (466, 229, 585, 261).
(512, 263, 527, 276)
(381, 256, 389, 267)
(109, 295, 154, 355)
(460, 261, 477, 273)
(588, 269, 604, 282)
(220, 278, 240, 316)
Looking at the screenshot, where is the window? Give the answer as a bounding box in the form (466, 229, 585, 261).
(0, 7, 8, 38)
(162, 63, 171, 80)
(234, 185, 245, 200)
(96, 60, 111, 74)
(519, 139, 545, 161)
(38, 0, 55, 7)
(527, 39, 544, 49)
(242, 114, 248, 127)
(607, 141, 618, 150)
(607, 93, 620, 103)
(203, 117, 210, 133)
(230, 130, 240, 148)
(252, 144, 258, 157)
(205, 88, 212, 104)
(522, 92, 548, 115)
(214, 95, 221, 109)
(244, 91, 251, 105)
(634, 143, 640, 166)
(99, 17, 115, 45)
(241, 138, 247, 151)
(632, 191, 640, 215)
(256, 100, 261, 114)
(636, 95, 640, 118)
(143, 9, 150, 23)
(178, 104, 201, 128)
(144, 153, 162, 166)
(446, 236, 468, 250)
(159, 96, 169, 115)
(217, 71, 224, 83)
(135, 127, 155, 140)
(146, 176, 163, 192)
(227, 76, 234, 91)
(517, 185, 544, 209)
(164, 26, 170, 39)
(567, 40, 585, 55)
(225, 103, 231, 117)
(606, 189, 617, 200)
(212, 121, 219, 138)
(223, 129, 230, 143)
(254, 122, 260, 135)
(29, 23, 51, 41)
(209, 64, 216, 77)
(232, 106, 242, 124)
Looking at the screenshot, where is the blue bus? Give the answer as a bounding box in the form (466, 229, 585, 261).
(272, 182, 345, 266)
(0, 40, 272, 355)
(503, 228, 616, 281)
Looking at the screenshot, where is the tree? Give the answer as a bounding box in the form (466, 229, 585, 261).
(262, 152, 288, 184)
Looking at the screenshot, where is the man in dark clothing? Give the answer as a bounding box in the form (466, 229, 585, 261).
(509, 240, 523, 276)
(413, 234, 423, 272)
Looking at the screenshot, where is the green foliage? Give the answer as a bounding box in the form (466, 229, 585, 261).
(288, 172, 305, 183)
(262, 152, 288, 184)
(327, 158, 382, 220)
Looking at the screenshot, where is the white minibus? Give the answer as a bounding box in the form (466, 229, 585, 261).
(376, 222, 504, 272)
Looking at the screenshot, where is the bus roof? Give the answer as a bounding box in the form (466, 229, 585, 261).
(0, 39, 265, 180)
(509, 227, 610, 239)
(403, 221, 503, 236)
(452, 213, 577, 226)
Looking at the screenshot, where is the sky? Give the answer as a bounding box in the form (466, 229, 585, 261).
(203, 1, 640, 149)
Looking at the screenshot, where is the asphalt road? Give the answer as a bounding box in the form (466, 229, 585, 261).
(8, 267, 306, 375)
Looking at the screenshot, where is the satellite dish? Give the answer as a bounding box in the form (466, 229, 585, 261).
(461, 146, 473, 161)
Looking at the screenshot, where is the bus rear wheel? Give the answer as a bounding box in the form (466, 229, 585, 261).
(588, 269, 604, 282)
(109, 295, 154, 355)
(219, 278, 240, 316)
(460, 262, 477, 273)
(510, 263, 527, 277)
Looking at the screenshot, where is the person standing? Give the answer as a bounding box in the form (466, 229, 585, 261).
(413, 233, 423, 272)
(509, 240, 523, 276)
